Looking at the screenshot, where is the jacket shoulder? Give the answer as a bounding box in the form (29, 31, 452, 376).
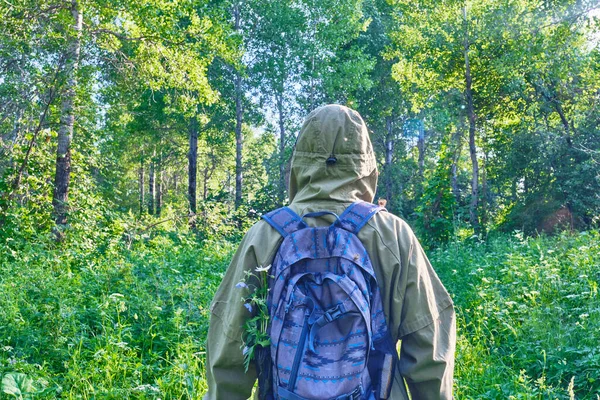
(359, 210, 419, 262)
(241, 217, 282, 239)
(240, 218, 285, 252)
(369, 210, 418, 239)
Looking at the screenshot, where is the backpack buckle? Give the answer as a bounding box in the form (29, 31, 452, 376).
(349, 386, 362, 400)
(325, 303, 346, 322)
(334, 386, 362, 400)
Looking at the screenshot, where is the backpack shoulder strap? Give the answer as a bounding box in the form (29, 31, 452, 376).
(337, 201, 385, 234)
(261, 206, 306, 238)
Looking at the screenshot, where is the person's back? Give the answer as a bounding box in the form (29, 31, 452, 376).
(205, 104, 455, 399)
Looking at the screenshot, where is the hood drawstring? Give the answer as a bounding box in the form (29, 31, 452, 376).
(326, 130, 342, 166)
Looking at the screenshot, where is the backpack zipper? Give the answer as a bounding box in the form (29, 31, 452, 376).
(287, 308, 310, 391)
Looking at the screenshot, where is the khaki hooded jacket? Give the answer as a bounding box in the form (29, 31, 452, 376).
(204, 105, 456, 399)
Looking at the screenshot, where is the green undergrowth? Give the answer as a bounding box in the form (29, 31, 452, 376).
(0, 228, 234, 399)
(433, 230, 600, 399)
(1, 226, 598, 399)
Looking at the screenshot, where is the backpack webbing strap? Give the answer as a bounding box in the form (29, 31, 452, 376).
(262, 207, 306, 238)
(337, 201, 385, 234)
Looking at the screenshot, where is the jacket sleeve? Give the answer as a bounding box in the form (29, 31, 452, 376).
(204, 227, 268, 400)
(397, 234, 456, 399)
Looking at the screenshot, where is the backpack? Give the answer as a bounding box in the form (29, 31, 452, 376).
(260, 201, 398, 400)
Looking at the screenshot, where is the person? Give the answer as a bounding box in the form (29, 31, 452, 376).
(204, 104, 455, 399)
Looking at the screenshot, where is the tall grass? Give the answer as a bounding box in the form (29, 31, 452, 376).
(0, 229, 598, 398)
(0, 230, 234, 399)
(433, 231, 600, 399)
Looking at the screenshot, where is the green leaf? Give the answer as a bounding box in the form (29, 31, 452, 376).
(2, 373, 38, 399)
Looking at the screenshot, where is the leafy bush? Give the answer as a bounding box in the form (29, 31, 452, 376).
(433, 230, 600, 399)
(1, 200, 598, 400)
(0, 222, 234, 398)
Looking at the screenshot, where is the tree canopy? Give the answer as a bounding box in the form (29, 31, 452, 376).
(1, 0, 598, 241)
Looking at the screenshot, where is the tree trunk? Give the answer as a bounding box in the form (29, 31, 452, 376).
(188, 119, 198, 229)
(417, 126, 425, 198)
(536, 81, 574, 146)
(233, 3, 244, 209)
(139, 155, 145, 215)
(451, 163, 459, 202)
(277, 93, 286, 206)
(417, 134, 425, 180)
(203, 164, 209, 201)
(148, 149, 155, 215)
(481, 152, 488, 237)
(234, 72, 243, 209)
(451, 129, 463, 203)
(10, 72, 60, 201)
(551, 94, 574, 147)
(310, 55, 316, 110)
(384, 116, 394, 203)
(52, 0, 82, 228)
(156, 149, 163, 216)
(463, 6, 480, 234)
(554, 102, 571, 135)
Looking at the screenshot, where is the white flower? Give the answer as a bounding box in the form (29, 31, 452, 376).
(255, 264, 272, 273)
(133, 384, 160, 393)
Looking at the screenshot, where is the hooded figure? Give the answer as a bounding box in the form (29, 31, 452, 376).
(205, 105, 455, 399)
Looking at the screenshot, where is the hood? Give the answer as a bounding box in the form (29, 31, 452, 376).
(289, 104, 378, 205)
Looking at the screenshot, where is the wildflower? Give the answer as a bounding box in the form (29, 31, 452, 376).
(236, 282, 248, 289)
(255, 264, 272, 273)
(242, 346, 250, 356)
(244, 303, 253, 313)
(133, 384, 160, 393)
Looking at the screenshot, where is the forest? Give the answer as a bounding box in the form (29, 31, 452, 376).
(0, 0, 599, 398)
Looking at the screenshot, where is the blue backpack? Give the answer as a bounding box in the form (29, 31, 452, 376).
(260, 201, 398, 400)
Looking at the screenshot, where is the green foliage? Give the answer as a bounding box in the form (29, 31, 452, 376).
(237, 265, 272, 373)
(386, 0, 600, 236)
(433, 230, 600, 398)
(415, 143, 459, 245)
(0, 214, 234, 398)
(3, 204, 598, 398)
(1, 373, 46, 399)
